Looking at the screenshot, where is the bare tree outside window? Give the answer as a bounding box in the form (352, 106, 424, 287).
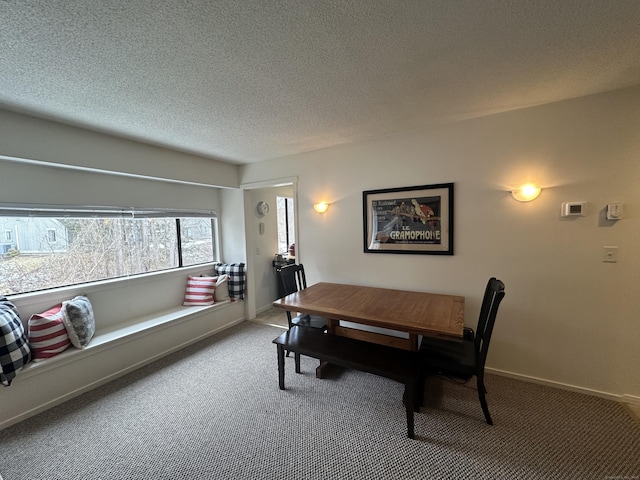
(0, 214, 216, 295)
(276, 196, 295, 254)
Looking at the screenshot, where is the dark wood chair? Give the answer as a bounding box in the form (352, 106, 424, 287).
(276, 263, 327, 330)
(419, 277, 506, 425)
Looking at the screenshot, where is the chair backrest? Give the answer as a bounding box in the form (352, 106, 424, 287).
(474, 277, 506, 370)
(277, 263, 308, 298)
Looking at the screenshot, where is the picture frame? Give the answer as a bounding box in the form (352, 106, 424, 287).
(363, 183, 454, 255)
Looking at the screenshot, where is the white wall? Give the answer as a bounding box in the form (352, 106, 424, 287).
(0, 109, 239, 188)
(246, 186, 295, 312)
(241, 86, 640, 401)
(0, 155, 222, 211)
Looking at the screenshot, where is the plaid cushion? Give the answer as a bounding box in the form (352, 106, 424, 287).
(213, 263, 246, 300)
(1, 296, 32, 386)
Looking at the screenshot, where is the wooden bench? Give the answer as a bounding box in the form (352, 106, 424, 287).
(272, 326, 421, 439)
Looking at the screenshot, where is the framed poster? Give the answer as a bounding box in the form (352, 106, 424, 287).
(363, 183, 454, 255)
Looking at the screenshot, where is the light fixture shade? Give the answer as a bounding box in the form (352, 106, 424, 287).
(313, 202, 330, 213)
(511, 184, 541, 202)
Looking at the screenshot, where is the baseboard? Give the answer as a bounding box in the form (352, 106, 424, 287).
(256, 304, 274, 315)
(486, 367, 623, 403)
(621, 394, 640, 405)
(0, 317, 245, 431)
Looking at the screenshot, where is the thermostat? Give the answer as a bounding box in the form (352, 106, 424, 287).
(561, 202, 586, 217)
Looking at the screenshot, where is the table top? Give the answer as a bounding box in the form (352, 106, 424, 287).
(272, 282, 464, 339)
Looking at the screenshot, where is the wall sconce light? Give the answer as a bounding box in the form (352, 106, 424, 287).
(511, 184, 542, 202)
(313, 202, 330, 213)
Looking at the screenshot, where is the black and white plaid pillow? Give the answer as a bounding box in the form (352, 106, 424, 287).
(1, 296, 32, 386)
(213, 263, 246, 300)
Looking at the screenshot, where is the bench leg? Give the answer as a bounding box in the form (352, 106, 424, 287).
(277, 345, 285, 390)
(404, 383, 416, 439)
(316, 360, 330, 378)
(294, 352, 301, 373)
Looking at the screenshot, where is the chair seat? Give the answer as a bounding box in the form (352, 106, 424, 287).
(419, 277, 505, 426)
(291, 313, 327, 330)
(420, 336, 475, 379)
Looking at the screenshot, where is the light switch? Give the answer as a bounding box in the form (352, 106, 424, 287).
(603, 246, 618, 263)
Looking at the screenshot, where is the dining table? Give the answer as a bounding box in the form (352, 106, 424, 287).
(272, 282, 465, 353)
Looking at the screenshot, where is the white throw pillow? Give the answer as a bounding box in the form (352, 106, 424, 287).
(61, 295, 96, 349)
(214, 275, 230, 302)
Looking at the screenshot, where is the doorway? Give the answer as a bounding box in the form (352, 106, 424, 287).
(241, 178, 298, 319)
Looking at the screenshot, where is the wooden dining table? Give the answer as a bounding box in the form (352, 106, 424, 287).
(272, 282, 465, 352)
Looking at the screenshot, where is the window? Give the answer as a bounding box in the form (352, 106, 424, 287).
(4, 230, 10, 242)
(0, 206, 217, 295)
(276, 196, 295, 254)
(179, 217, 215, 266)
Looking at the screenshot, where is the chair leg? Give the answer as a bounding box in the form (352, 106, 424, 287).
(294, 352, 301, 373)
(404, 383, 416, 439)
(277, 345, 285, 390)
(476, 373, 493, 425)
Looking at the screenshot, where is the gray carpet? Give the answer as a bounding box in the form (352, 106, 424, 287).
(1, 321, 639, 480)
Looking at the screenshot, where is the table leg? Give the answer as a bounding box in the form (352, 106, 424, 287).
(326, 317, 337, 334)
(317, 318, 337, 378)
(405, 383, 415, 439)
(409, 333, 419, 352)
(277, 345, 285, 390)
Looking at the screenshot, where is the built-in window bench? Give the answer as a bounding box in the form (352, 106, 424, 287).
(1, 263, 246, 430)
(18, 301, 233, 381)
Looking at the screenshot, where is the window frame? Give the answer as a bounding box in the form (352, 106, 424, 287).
(0, 203, 219, 296)
(276, 195, 295, 254)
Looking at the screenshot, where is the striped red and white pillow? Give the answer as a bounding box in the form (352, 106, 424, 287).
(28, 303, 71, 359)
(183, 276, 216, 306)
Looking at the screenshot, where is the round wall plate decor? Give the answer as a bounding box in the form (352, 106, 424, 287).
(256, 201, 270, 216)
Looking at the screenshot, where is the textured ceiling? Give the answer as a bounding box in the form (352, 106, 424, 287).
(1, 1, 640, 164)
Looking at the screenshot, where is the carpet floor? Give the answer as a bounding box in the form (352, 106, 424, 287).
(0, 320, 638, 480)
